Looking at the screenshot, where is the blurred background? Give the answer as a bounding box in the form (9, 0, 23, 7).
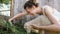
(0, 0, 60, 34)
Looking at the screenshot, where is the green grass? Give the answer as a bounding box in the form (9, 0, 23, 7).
(0, 20, 37, 34)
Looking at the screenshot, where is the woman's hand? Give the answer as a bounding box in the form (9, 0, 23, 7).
(9, 18, 13, 26)
(9, 18, 13, 23)
(31, 25, 40, 30)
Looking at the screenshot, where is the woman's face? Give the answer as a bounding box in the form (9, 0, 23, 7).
(26, 6, 37, 15)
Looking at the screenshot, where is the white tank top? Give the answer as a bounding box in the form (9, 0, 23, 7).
(42, 5, 60, 24)
(53, 9, 60, 21)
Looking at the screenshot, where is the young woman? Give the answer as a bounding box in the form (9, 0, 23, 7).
(9, 0, 60, 32)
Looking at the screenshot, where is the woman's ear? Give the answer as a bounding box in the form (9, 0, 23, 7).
(32, 5, 36, 9)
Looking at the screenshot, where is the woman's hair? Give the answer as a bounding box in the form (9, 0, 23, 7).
(29, 0, 36, 3)
(24, 0, 39, 9)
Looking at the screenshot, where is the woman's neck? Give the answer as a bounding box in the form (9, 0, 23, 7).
(36, 7, 43, 15)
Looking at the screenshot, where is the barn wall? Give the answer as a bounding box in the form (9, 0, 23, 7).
(40, 0, 60, 11)
(14, 0, 27, 24)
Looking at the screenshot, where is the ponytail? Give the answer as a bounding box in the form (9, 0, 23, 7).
(29, 0, 36, 3)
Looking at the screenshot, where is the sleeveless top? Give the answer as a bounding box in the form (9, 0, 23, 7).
(42, 5, 60, 24)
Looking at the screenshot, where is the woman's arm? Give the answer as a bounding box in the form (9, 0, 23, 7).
(31, 24, 60, 32)
(9, 11, 28, 22)
(44, 6, 60, 24)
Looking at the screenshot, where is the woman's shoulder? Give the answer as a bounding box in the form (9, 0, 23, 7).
(42, 5, 54, 13)
(42, 5, 52, 9)
(42, 5, 58, 11)
(42, 5, 59, 11)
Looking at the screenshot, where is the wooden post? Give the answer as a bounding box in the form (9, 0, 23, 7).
(10, 0, 14, 18)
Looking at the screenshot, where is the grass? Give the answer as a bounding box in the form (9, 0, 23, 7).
(0, 19, 37, 34)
